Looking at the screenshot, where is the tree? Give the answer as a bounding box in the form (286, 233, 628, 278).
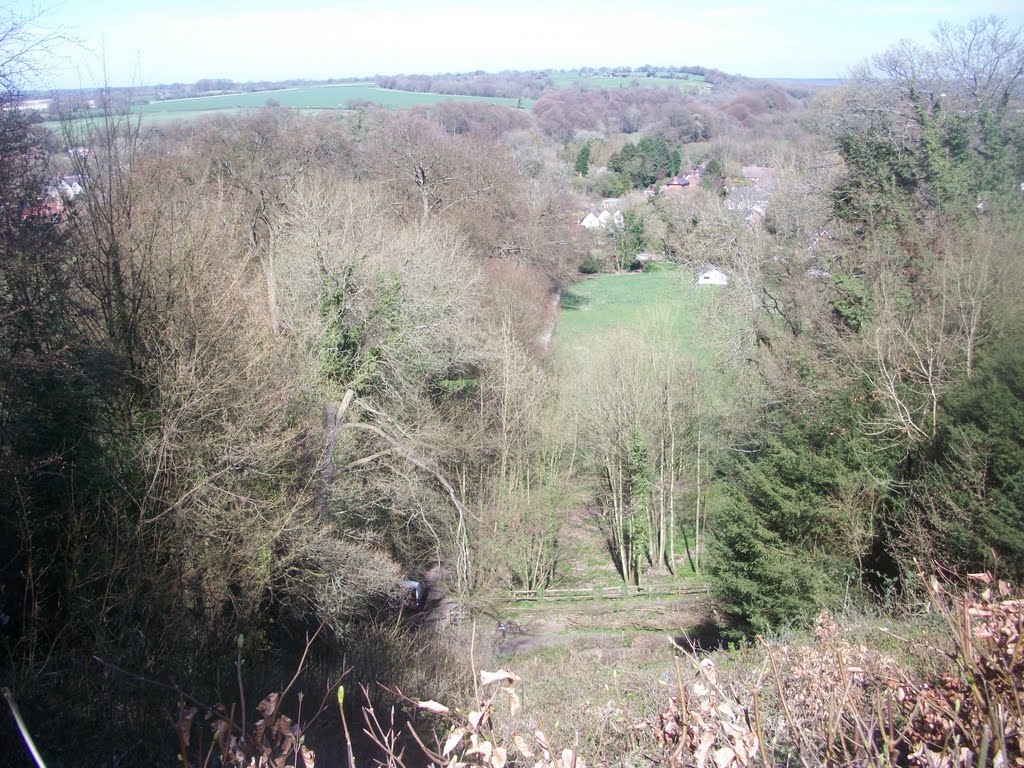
(612, 209, 645, 270)
(707, 397, 884, 634)
(608, 135, 681, 189)
(368, 111, 498, 224)
(896, 327, 1024, 581)
(0, 7, 63, 95)
(828, 16, 1024, 233)
(574, 141, 590, 177)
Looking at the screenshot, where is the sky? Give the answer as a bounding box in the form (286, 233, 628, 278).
(11, 0, 1024, 89)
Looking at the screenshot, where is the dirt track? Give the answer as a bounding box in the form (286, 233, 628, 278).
(493, 593, 718, 657)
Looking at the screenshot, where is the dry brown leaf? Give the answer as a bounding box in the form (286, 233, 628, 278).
(443, 727, 466, 757)
(502, 686, 521, 717)
(257, 693, 279, 718)
(177, 706, 197, 747)
(694, 731, 715, 768)
(535, 729, 553, 761)
(465, 739, 493, 760)
(513, 734, 535, 759)
(713, 746, 736, 768)
(480, 669, 521, 686)
(417, 700, 450, 715)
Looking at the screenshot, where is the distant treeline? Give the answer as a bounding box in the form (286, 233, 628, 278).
(533, 82, 798, 142)
(30, 77, 376, 107)
(377, 71, 553, 100)
(376, 66, 752, 100)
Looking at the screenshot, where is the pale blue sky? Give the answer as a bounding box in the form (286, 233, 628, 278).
(12, 0, 1024, 89)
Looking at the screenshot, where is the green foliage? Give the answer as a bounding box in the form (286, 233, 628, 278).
(830, 274, 871, 332)
(608, 136, 681, 189)
(615, 209, 646, 269)
(574, 141, 591, 177)
(708, 398, 881, 635)
(432, 376, 478, 398)
(833, 32, 1024, 234)
(708, 490, 833, 634)
(832, 130, 918, 233)
(577, 254, 605, 274)
(626, 424, 653, 569)
(900, 329, 1024, 580)
(700, 156, 727, 197)
(316, 265, 399, 394)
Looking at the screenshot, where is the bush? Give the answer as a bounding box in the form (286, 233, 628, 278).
(578, 255, 606, 274)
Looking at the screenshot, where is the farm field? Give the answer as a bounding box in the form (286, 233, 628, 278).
(139, 83, 532, 113)
(42, 83, 534, 130)
(550, 72, 710, 91)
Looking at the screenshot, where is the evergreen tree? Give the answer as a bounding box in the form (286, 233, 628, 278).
(608, 135, 680, 188)
(899, 328, 1024, 581)
(707, 395, 886, 635)
(574, 141, 590, 177)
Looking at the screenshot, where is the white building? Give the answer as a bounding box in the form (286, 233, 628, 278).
(696, 266, 729, 286)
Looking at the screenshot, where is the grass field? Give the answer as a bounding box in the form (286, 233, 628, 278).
(42, 84, 534, 130)
(553, 263, 713, 356)
(139, 84, 531, 113)
(43, 73, 710, 130)
(551, 73, 710, 91)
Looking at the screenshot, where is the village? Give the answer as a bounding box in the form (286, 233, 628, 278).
(573, 163, 785, 284)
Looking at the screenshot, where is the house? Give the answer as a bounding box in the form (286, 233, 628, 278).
(58, 175, 84, 199)
(581, 200, 625, 230)
(44, 175, 85, 202)
(727, 187, 768, 224)
(661, 176, 690, 193)
(696, 266, 729, 286)
(21, 199, 67, 222)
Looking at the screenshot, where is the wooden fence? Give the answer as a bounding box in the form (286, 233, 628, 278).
(509, 582, 707, 602)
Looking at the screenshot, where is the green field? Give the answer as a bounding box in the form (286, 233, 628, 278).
(551, 73, 710, 91)
(139, 84, 532, 114)
(554, 264, 713, 356)
(41, 83, 534, 130)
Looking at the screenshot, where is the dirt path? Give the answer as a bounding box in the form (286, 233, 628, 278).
(494, 590, 716, 657)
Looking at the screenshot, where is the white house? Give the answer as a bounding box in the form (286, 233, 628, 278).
(58, 176, 84, 199)
(580, 210, 601, 229)
(696, 266, 729, 286)
(597, 209, 613, 227)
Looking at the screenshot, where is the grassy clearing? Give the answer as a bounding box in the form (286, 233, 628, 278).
(552, 496, 699, 590)
(553, 263, 714, 359)
(540, 264, 724, 589)
(551, 73, 710, 91)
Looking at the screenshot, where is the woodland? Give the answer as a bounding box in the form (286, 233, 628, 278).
(1, 13, 1023, 768)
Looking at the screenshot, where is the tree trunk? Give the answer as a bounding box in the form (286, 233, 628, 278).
(319, 390, 354, 521)
(694, 419, 702, 575)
